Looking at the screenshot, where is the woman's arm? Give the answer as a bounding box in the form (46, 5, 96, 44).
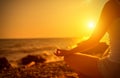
(70, 1, 118, 53)
(67, 2, 112, 53)
(55, 1, 117, 56)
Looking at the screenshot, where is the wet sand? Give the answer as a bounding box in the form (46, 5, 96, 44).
(0, 61, 79, 78)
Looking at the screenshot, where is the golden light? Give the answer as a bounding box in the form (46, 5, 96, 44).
(88, 21, 95, 30)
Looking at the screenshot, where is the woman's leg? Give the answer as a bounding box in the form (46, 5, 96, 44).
(64, 53, 102, 78)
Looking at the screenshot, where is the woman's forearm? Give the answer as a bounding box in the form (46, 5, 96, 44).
(70, 40, 99, 53)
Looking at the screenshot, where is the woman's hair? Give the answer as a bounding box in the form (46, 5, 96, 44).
(115, 0, 120, 2)
(116, 0, 120, 5)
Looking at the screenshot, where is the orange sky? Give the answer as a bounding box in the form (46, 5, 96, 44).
(0, 0, 107, 39)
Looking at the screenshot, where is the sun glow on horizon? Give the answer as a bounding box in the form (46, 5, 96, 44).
(81, 20, 96, 37)
(0, 0, 106, 38)
(87, 21, 95, 30)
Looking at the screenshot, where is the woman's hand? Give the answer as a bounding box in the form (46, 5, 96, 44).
(54, 49, 70, 56)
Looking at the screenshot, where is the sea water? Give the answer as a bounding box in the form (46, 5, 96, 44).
(0, 38, 81, 61)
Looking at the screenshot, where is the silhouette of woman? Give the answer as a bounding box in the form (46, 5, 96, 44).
(55, 0, 120, 78)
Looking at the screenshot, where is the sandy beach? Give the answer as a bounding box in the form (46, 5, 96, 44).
(0, 41, 108, 78)
(0, 50, 80, 78)
(0, 60, 79, 78)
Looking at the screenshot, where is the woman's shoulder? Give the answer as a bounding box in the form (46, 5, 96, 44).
(102, 1, 120, 19)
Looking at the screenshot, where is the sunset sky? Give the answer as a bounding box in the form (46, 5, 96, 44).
(0, 0, 108, 39)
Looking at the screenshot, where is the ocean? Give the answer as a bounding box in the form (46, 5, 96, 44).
(0, 38, 81, 61)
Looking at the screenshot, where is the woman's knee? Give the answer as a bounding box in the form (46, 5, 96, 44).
(64, 53, 84, 69)
(63, 53, 101, 77)
(64, 53, 79, 62)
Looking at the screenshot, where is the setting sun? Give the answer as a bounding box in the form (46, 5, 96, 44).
(88, 21, 95, 30)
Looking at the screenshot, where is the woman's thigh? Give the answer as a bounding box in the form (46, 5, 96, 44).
(64, 53, 102, 78)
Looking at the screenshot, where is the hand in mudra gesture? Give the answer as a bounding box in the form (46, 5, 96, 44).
(54, 49, 74, 56)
